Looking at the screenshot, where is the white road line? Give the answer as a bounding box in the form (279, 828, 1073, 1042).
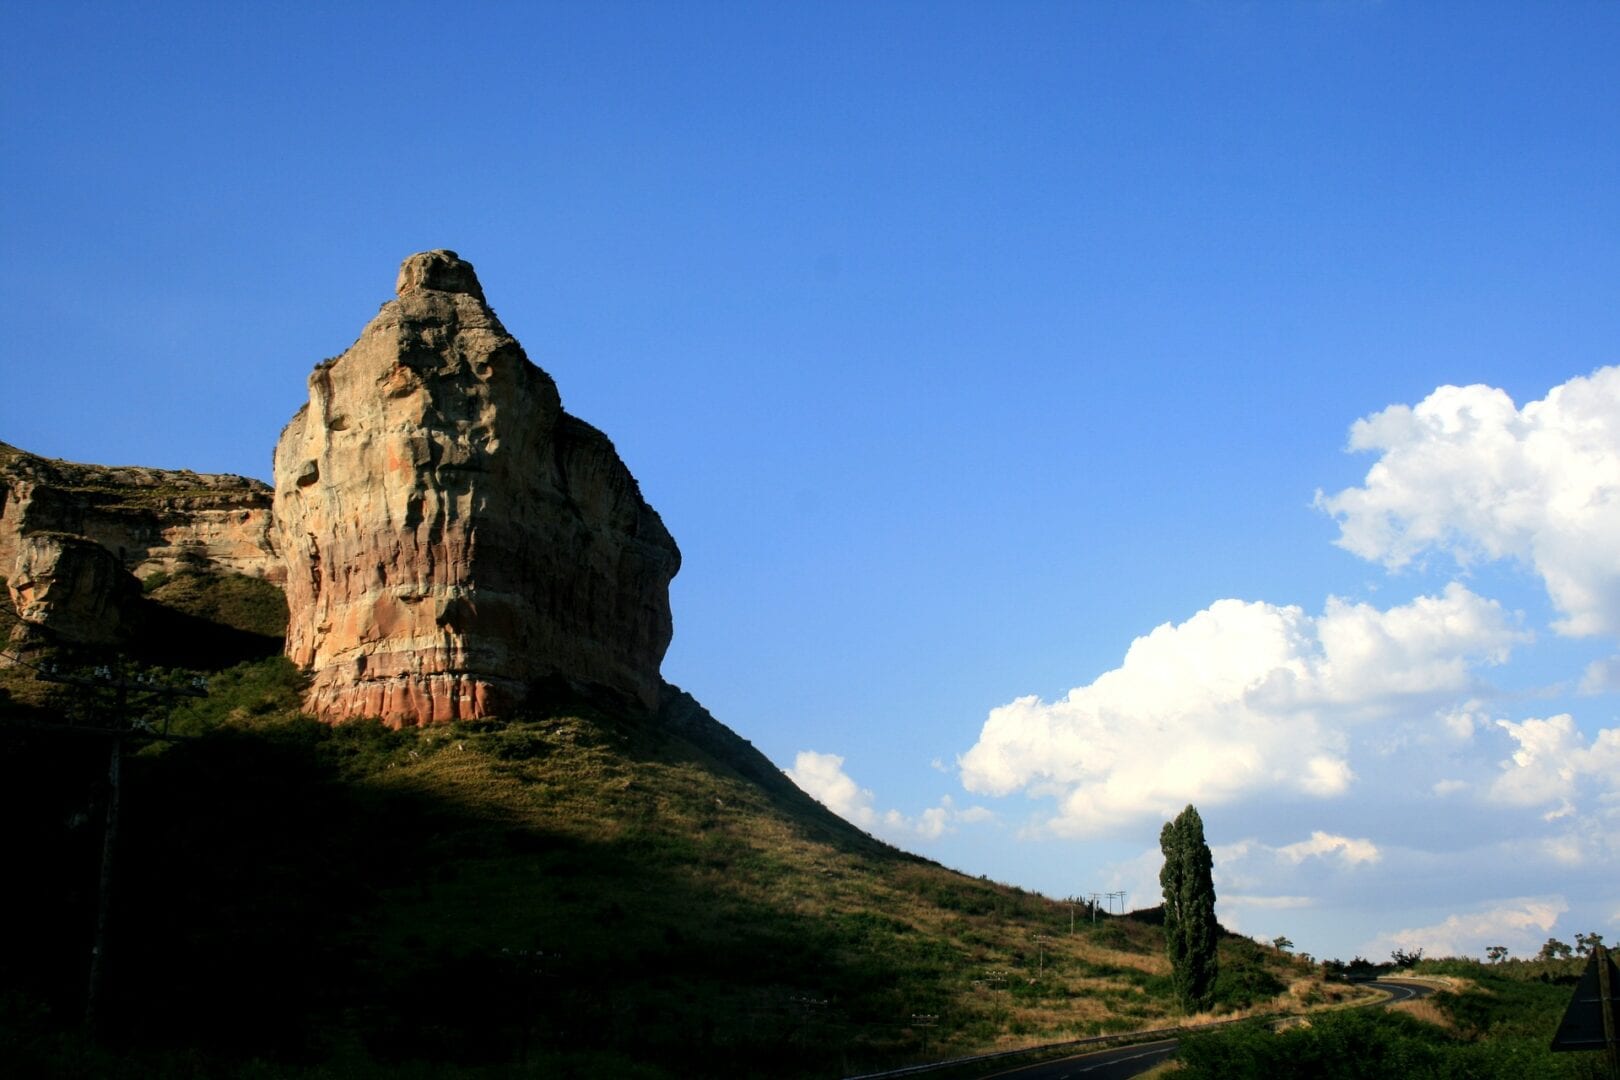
(1075, 1046, 1174, 1072)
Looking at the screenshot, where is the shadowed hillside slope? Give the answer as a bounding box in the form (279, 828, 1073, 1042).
(2, 563, 1308, 1080)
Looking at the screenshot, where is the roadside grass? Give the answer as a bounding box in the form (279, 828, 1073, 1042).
(1175, 959, 1606, 1080)
(1388, 996, 1457, 1031)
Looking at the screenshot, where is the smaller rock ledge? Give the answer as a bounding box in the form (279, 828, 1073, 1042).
(6, 532, 140, 646)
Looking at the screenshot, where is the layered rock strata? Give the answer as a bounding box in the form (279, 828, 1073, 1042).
(0, 442, 280, 584)
(272, 250, 680, 726)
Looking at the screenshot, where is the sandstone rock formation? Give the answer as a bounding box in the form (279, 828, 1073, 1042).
(0, 441, 280, 584)
(6, 532, 140, 646)
(272, 250, 680, 726)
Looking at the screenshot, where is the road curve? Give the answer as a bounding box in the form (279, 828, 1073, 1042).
(973, 979, 1437, 1080)
(1368, 977, 1435, 1005)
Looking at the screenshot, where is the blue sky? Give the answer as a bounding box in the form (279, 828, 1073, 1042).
(5, 2, 1618, 963)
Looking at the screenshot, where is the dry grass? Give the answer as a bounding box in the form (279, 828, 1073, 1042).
(1389, 996, 1458, 1031)
(360, 708, 1249, 1059)
(1282, 975, 1365, 1010)
(315, 704, 1326, 1068)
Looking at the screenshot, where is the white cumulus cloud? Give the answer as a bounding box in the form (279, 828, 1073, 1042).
(1214, 833, 1383, 897)
(787, 750, 991, 841)
(1276, 831, 1382, 865)
(1363, 896, 1568, 959)
(1317, 366, 1620, 637)
(1489, 714, 1620, 810)
(956, 586, 1524, 834)
(788, 750, 880, 828)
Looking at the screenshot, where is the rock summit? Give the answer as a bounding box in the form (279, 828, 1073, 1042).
(272, 251, 680, 726)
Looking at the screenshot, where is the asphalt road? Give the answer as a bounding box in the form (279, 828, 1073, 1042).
(1370, 978, 1433, 1005)
(970, 980, 1436, 1080)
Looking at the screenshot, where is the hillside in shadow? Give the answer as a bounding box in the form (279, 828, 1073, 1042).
(0, 578, 1306, 1078)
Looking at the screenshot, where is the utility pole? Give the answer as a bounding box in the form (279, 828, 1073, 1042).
(791, 995, 828, 1050)
(982, 970, 1007, 1021)
(85, 728, 122, 1034)
(501, 946, 556, 1065)
(32, 656, 205, 1035)
(910, 1013, 938, 1056)
(1088, 892, 1103, 924)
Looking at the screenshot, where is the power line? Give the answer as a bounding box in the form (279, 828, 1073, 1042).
(16, 654, 208, 1035)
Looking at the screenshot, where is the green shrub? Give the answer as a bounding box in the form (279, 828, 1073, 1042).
(1181, 1011, 1447, 1079)
(164, 656, 307, 734)
(1181, 975, 1606, 1079)
(1417, 954, 1582, 985)
(1211, 954, 1287, 1010)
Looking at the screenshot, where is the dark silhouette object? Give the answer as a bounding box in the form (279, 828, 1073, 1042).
(1159, 804, 1218, 1013)
(1549, 943, 1620, 1076)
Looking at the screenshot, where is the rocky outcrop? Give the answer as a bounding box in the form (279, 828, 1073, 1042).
(0, 442, 280, 584)
(272, 250, 680, 726)
(6, 532, 140, 646)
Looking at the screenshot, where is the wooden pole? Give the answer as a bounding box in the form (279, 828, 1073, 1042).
(31, 656, 204, 1038)
(84, 733, 122, 1034)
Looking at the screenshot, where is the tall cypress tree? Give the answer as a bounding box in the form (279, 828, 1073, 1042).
(1159, 803, 1218, 1013)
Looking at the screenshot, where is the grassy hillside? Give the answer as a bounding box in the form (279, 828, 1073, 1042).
(1, 577, 1313, 1078)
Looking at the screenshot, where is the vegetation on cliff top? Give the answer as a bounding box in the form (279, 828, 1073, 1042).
(0, 440, 270, 504)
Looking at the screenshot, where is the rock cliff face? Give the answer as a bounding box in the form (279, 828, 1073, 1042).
(0, 442, 280, 584)
(272, 250, 680, 726)
(5, 532, 140, 646)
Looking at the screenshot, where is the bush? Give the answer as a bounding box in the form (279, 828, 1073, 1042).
(1416, 954, 1582, 985)
(1180, 1011, 1454, 1079)
(1182, 967, 1608, 1079)
(165, 656, 307, 734)
(1211, 955, 1286, 1011)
